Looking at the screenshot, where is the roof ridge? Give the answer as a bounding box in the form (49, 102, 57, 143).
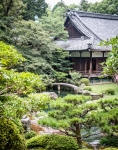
(70, 10, 118, 20)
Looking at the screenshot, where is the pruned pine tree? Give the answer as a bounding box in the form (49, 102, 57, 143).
(39, 94, 118, 148)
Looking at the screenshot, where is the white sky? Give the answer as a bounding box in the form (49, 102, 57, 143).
(45, 0, 102, 8)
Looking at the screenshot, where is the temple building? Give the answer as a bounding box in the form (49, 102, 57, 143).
(56, 10, 118, 78)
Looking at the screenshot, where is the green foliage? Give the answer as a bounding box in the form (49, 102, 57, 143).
(1, 2, 71, 81)
(11, 20, 52, 51)
(0, 95, 28, 121)
(0, 69, 45, 96)
(88, 97, 118, 135)
(80, 0, 90, 11)
(27, 93, 51, 113)
(68, 4, 80, 10)
(0, 0, 24, 17)
(11, 20, 71, 80)
(22, 0, 48, 21)
(26, 134, 79, 150)
(100, 37, 118, 76)
(80, 78, 90, 86)
(51, 47, 71, 73)
(83, 86, 92, 91)
(54, 71, 67, 82)
(39, 94, 118, 148)
(0, 41, 25, 69)
(52, 1, 67, 12)
(88, 0, 118, 15)
(100, 135, 118, 147)
(68, 71, 81, 85)
(104, 88, 115, 95)
(25, 131, 37, 140)
(0, 41, 47, 133)
(0, 117, 26, 150)
(39, 7, 68, 40)
(0, 0, 24, 42)
(38, 94, 99, 148)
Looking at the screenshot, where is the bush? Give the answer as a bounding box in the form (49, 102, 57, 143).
(69, 71, 81, 85)
(104, 88, 115, 95)
(0, 117, 26, 150)
(80, 78, 90, 86)
(83, 86, 92, 91)
(27, 134, 79, 150)
(25, 131, 37, 139)
(100, 135, 118, 147)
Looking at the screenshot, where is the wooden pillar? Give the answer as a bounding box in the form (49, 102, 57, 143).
(58, 84, 60, 95)
(90, 51, 92, 74)
(79, 51, 82, 71)
(85, 59, 87, 74)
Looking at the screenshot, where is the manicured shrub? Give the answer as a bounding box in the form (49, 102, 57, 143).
(104, 88, 115, 95)
(0, 117, 26, 150)
(25, 131, 37, 139)
(83, 86, 92, 91)
(80, 78, 90, 86)
(27, 134, 79, 150)
(100, 135, 118, 147)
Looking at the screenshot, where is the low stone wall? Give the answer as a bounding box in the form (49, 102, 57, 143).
(90, 93, 103, 100)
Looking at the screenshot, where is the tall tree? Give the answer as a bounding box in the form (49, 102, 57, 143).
(0, 0, 24, 17)
(0, 0, 24, 42)
(11, 20, 55, 75)
(10, 20, 71, 82)
(52, 1, 66, 12)
(22, 0, 48, 20)
(79, 0, 90, 11)
(39, 7, 68, 40)
(88, 0, 118, 15)
(68, 4, 80, 10)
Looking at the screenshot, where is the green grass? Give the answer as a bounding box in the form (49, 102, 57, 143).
(90, 83, 118, 97)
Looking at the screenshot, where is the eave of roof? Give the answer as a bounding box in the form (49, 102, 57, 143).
(55, 38, 111, 52)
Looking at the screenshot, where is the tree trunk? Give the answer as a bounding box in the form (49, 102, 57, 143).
(75, 124, 82, 148)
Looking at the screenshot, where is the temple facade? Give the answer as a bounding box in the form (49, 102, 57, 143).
(56, 10, 118, 78)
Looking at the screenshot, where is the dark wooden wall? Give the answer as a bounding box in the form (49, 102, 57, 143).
(65, 18, 85, 38)
(71, 57, 107, 73)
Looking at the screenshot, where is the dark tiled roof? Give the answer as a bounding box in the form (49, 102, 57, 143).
(56, 11, 118, 51)
(56, 37, 111, 51)
(66, 11, 118, 40)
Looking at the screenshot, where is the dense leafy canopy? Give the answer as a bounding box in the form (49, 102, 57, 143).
(0, 42, 46, 121)
(88, 0, 118, 15)
(39, 94, 118, 148)
(22, 0, 48, 21)
(0, 0, 24, 17)
(101, 37, 118, 76)
(39, 7, 68, 40)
